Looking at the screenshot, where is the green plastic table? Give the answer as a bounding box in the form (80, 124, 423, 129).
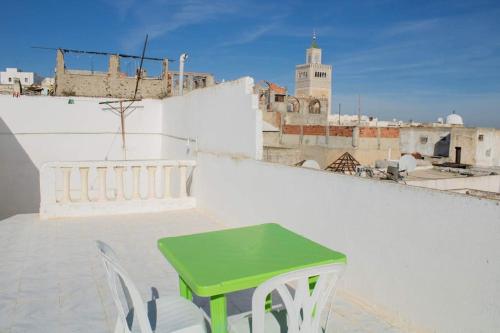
(157, 223, 346, 333)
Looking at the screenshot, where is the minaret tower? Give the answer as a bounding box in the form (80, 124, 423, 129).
(294, 32, 332, 113)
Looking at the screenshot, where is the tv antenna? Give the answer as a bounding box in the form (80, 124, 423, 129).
(99, 34, 149, 160)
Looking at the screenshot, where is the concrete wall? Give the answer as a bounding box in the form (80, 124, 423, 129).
(161, 77, 262, 160)
(55, 50, 171, 99)
(0, 77, 260, 218)
(400, 127, 451, 157)
(266, 125, 400, 167)
(0, 95, 163, 218)
(406, 175, 500, 193)
(449, 127, 500, 166)
(194, 152, 500, 333)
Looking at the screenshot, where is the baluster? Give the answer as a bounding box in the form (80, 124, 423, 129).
(147, 166, 157, 199)
(163, 165, 172, 198)
(79, 167, 90, 202)
(60, 167, 72, 203)
(179, 165, 187, 198)
(131, 166, 141, 200)
(114, 166, 125, 201)
(97, 167, 108, 202)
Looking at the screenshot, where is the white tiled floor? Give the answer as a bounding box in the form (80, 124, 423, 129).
(0, 210, 405, 333)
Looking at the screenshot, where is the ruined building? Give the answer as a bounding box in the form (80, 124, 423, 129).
(54, 49, 214, 98)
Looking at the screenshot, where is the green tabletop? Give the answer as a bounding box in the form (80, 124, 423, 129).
(157, 223, 346, 333)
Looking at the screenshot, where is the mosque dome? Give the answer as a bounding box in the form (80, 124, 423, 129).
(445, 112, 464, 125)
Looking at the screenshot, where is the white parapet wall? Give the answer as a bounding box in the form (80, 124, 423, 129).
(406, 174, 500, 193)
(40, 160, 195, 219)
(161, 77, 263, 160)
(194, 152, 500, 333)
(0, 95, 164, 219)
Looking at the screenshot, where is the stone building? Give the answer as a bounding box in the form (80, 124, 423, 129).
(54, 49, 214, 99)
(259, 35, 402, 167)
(295, 33, 332, 115)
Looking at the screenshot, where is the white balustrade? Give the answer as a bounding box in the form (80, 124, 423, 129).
(163, 166, 172, 199)
(39, 160, 196, 219)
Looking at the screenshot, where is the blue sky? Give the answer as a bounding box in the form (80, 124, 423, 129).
(2, 0, 500, 127)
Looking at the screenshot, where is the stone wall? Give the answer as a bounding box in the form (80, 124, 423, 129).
(54, 50, 214, 99)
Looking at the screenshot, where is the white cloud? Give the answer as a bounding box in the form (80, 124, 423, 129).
(118, 0, 243, 50)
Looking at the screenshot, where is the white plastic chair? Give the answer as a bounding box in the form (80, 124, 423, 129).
(96, 241, 207, 333)
(228, 263, 346, 333)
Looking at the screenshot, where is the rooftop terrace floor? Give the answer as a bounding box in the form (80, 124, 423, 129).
(0, 210, 404, 333)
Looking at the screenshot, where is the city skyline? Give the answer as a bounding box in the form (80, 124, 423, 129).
(1, 0, 499, 126)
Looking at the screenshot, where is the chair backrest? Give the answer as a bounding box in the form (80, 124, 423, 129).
(251, 263, 346, 333)
(96, 241, 153, 333)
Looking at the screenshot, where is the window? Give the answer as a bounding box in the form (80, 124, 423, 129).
(274, 94, 285, 102)
(8, 77, 12, 82)
(297, 71, 307, 79)
(309, 99, 321, 114)
(24, 78, 28, 83)
(420, 136, 428, 144)
(478, 134, 484, 141)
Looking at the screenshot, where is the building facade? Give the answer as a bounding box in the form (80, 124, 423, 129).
(0, 68, 42, 86)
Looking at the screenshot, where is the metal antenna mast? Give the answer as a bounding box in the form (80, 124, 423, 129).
(98, 34, 150, 160)
(358, 95, 361, 125)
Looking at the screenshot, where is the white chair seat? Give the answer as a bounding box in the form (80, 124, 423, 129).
(144, 296, 206, 333)
(96, 241, 206, 333)
(228, 309, 287, 333)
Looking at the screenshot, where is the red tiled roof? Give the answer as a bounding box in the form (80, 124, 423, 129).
(268, 82, 286, 95)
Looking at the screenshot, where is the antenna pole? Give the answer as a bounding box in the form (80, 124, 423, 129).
(338, 103, 341, 125)
(133, 34, 148, 100)
(120, 101, 127, 160)
(358, 95, 361, 125)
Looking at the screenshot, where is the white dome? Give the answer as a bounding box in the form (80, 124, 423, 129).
(446, 113, 464, 125)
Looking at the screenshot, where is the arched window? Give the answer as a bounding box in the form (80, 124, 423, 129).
(287, 96, 300, 113)
(309, 99, 321, 114)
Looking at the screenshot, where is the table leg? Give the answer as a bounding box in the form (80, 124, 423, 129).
(265, 293, 272, 312)
(179, 276, 193, 300)
(210, 294, 227, 333)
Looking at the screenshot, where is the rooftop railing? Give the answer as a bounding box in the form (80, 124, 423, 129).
(40, 160, 196, 219)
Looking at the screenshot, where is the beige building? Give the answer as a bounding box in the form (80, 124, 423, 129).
(54, 49, 214, 99)
(450, 127, 500, 166)
(295, 33, 332, 114)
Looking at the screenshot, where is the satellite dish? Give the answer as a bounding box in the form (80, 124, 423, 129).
(302, 160, 321, 170)
(399, 154, 417, 172)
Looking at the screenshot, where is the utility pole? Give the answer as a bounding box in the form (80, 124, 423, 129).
(358, 95, 361, 125)
(338, 103, 341, 125)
